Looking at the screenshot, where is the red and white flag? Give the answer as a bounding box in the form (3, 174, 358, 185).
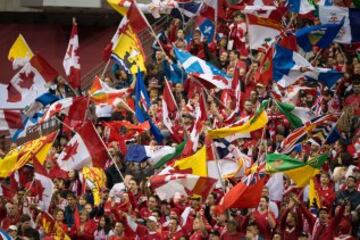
(33, 158, 54, 211)
(0, 110, 24, 135)
(162, 79, 178, 134)
(149, 173, 217, 201)
(0, 54, 58, 109)
(40, 96, 88, 124)
(57, 121, 110, 171)
(246, 14, 283, 50)
(182, 106, 203, 156)
(63, 20, 81, 89)
(103, 21, 123, 61)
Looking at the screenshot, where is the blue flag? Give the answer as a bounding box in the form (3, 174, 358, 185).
(163, 61, 186, 84)
(198, 18, 215, 43)
(0, 228, 12, 240)
(134, 71, 164, 143)
(296, 19, 344, 52)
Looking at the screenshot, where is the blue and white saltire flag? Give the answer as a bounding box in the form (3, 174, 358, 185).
(163, 61, 186, 84)
(318, 0, 333, 6)
(319, 6, 360, 44)
(0, 228, 12, 240)
(288, 0, 315, 14)
(12, 112, 44, 141)
(296, 19, 344, 52)
(273, 44, 342, 88)
(134, 71, 163, 143)
(174, 48, 231, 89)
(172, 1, 202, 22)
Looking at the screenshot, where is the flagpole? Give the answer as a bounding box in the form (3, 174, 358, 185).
(100, 59, 111, 80)
(255, 99, 271, 163)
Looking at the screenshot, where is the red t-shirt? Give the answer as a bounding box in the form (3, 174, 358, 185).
(253, 210, 276, 240)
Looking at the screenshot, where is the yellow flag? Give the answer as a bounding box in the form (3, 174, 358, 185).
(107, 0, 130, 15)
(173, 146, 207, 176)
(8, 34, 34, 69)
(207, 110, 268, 139)
(0, 148, 21, 178)
(112, 27, 146, 74)
(82, 167, 107, 206)
(284, 165, 321, 188)
(308, 177, 321, 208)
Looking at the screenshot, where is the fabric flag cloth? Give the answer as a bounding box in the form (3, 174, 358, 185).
(107, 0, 132, 15)
(8, 34, 34, 70)
(196, 16, 215, 43)
(57, 121, 109, 171)
(134, 71, 163, 143)
(63, 20, 81, 89)
(182, 106, 203, 156)
(0, 110, 24, 135)
(89, 76, 132, 106)
(24, 91, 60, 118)
(174, 48, 231, 90)
(125, 144, 176, 164)
(0, 131, 57, 178)
(40, 96, 88, 124)
(246, 14, 283, 50)
(216, 172, 268, 212)
(173, 1, 202, 22)
(0, 228, 12, 240)
(256, 46, 273, 87)
(12, 112, 44, 142)
(81, 167, 107, 206)
(152, 142, 186, 169)
(275, 101, 315, 128)
(319, 6, 360, 44)
(296, 20, 344, 52)
(280, 114, 340, 153)
(162, 79, 178, 134)
(0, 54, 58, 109)
(172, 146, 207, 176)
(288, 0, 315, 14)
(32, 158, 54, 211)
(265, 153, 328, 187)
(102, 120, 150, 144)
(308, 177, 321, 208)
(149, 173, 217, 201)
(39, 212, 71, 240)
(103, 21, 123, 61)
(111, 3, 147, 74)
(163, 60, 186, 84)
(207, 101, 269, 139)
(273, 44, 343, 88)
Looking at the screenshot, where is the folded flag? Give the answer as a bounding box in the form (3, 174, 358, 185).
(0, 54, 58, 109)
(162, 79, 178, 135)
(275, 101, 315, 128)
(170, 146, 207, 176)
(24, 91, 60, 117)
(246, 14, 283, 50)
(0, 131, 57, 178)
(319, 6, 360, 44)
(102, 120, 150, 143)
(63, 20, 81, 89)
(0, 228, 13, 240)
(149, 173, 217, 201)
(89, 76, 131, 106)
(0, 110, 24, 136)
(40, 96, 88, 124)
(32, 158, 54, 211)
(12, 112, 44, 142)
(82, 167, 107, 206)
(280, 114, 339, 153)
(153, 142, 186, 169)
(273, 44, 342, 88)
(288, 0, 315, 14)
(8, 34, 34, 70)
(39, 212, 71, 240)
(173, 1, 202, 22)
(265, 153, 328, 187)
(163, 60, 186, 84)
(207, 101, 269, 139)
(57, 121, 109, 171)
(174, 48, 231, 90)
(296, 20, 344, 52)
(125, 144, 178, 165)
(216, 172, 268, 212)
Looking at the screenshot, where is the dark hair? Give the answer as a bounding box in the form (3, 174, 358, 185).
(98, 215, 112, 234)
(261, 195, 269, 203)
(20, 214, 31, 222)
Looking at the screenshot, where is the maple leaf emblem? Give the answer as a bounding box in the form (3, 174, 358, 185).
(62, 140, 79, 161)
(48, 103, 63, 118)
(18, 71, 35, 89)
(33, 179, 45, 201)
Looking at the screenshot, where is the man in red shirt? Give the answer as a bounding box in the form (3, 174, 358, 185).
(220, 219, 242, 240)
(0, 203, 20, 230)
(163, 217, 185, 240)
(252, 196, 276, 240)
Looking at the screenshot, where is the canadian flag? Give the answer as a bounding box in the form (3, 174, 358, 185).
(57, 121, 110, 171)
(162, 79, 178, 134)
(0, 110, 24, 135)
(103, 21, 123, 61)
(33, 158, 54, 211)
(63, 20, 81, 89)
(0, 54, 58, 109)
(40, 96, 88, 124)
(182, 105, 203, 157)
